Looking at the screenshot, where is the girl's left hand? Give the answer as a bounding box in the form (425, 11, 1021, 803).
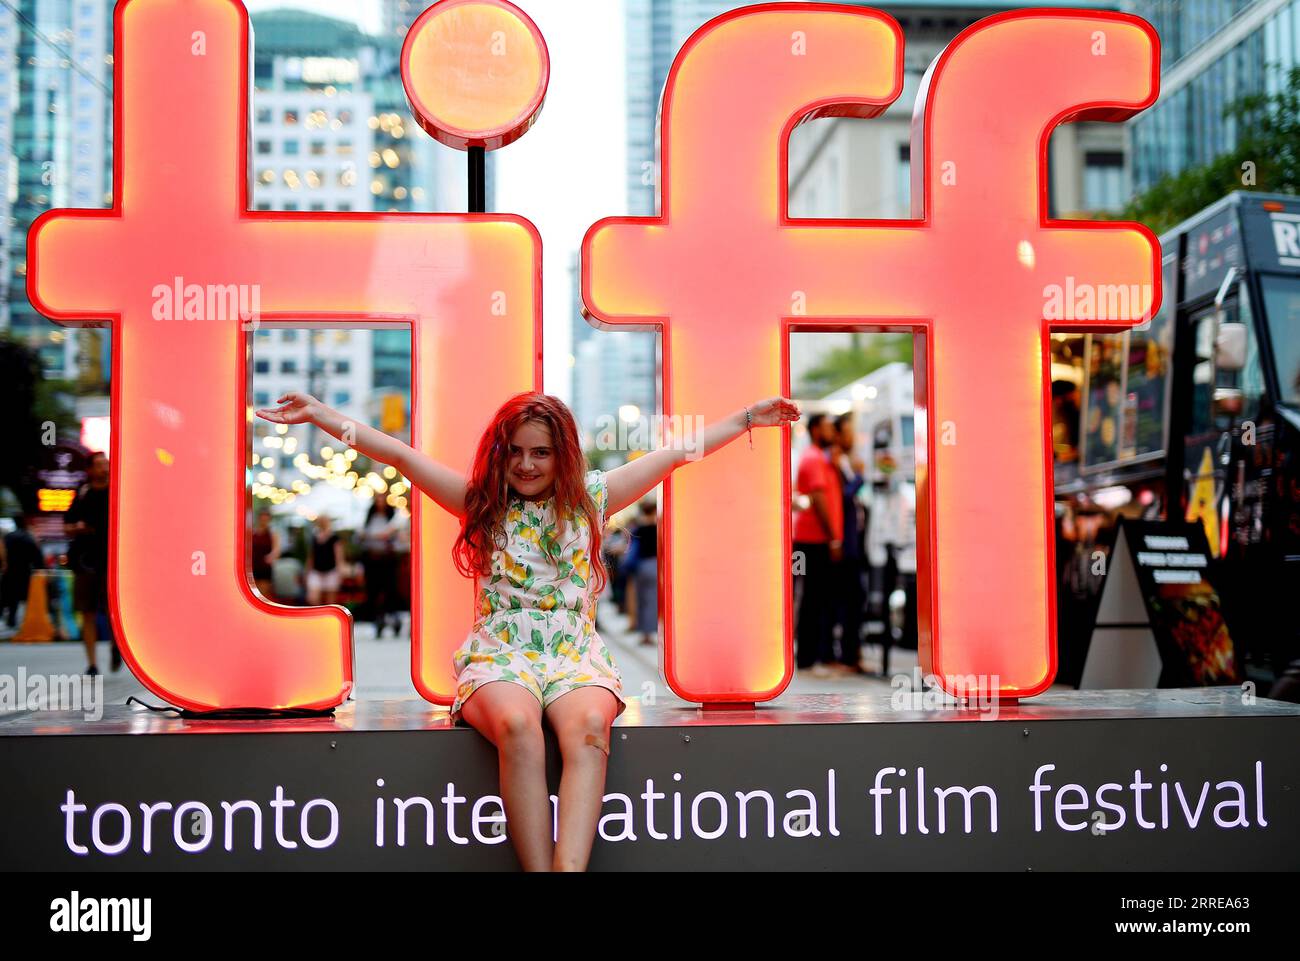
(748, 397, 801, 428)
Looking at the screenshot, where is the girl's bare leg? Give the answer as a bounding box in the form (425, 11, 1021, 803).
(545, 687, 619, 872)
(459, 681, 552, 871)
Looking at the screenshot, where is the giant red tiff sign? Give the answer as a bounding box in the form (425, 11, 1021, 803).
(28, 0, 1160, 711)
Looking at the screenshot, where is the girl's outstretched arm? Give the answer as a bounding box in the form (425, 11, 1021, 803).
(604, 397, 800, 515)
(256, 391, 468, 518)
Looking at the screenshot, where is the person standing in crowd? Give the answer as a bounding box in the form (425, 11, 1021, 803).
(251, 509, 281, 601)
(66, 452, 115, 675)
(630, 500, 658, 646)
(831, 413, 868, 674)
(1, 515, 44, 629)
(600, 519, 631, 623)
(305, 514, 345, 607)
(793, 412, 843, 673)
(1051, 379, 1082, 464)
(361, 492, 401, 637)
(868, 474, 918, 671)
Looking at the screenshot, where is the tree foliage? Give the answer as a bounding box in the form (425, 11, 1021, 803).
(796, 333, 913, 398)
(1123, 67, 1300, 235)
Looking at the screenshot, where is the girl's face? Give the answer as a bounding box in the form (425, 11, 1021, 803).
(507, 419, 556, 500)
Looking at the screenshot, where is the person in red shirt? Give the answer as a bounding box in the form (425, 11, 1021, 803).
(793, 413, 843, 670)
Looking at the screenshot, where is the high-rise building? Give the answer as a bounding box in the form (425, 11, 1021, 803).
(625, 0, 749, 218)
(607, 1, 1134, 421)
(572, 0, 744, 444)
(1126, 0, 1300, 193)
(0, 0, 114, 380)
(250, 41, 375, 213)
(248, 7, 492, 498)
(249, 8, 385, 480)
(381, 0, 422, 40)
(0, 4, 16, 332)
(782, 1, 1133, 390)
(570, 250, 659, 454)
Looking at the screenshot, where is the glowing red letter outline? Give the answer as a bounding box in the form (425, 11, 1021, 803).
(582, 4, 1160, 702)
(27, 0, 543, 711)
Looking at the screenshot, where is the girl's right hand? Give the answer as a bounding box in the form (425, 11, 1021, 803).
(256, 391, 321, 426)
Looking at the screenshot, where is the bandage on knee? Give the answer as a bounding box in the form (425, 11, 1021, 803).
(584, 733, 610, 756)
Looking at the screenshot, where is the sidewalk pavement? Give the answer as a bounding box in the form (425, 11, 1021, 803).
(0, 603, 919, 715)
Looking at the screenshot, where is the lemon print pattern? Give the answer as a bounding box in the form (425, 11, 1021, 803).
(450, 469, 627, 723)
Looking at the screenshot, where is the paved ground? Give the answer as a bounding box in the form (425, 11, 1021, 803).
(0, 600, 919, 714)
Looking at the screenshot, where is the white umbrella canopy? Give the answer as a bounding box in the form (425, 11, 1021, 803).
(275, 481, 374, 530)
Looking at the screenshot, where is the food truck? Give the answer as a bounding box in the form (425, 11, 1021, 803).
(1052, 192, 1300, 688)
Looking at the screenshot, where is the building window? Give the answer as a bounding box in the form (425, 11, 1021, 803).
(257, 107, 272, 124)
(280, 359, 298, 374)
(256, 139, 271, 154)
(254, 359, 270, 374)
(335, 360, 350, 374)
(896, 143, 911, 215)
(281, 330, 299, 342)
(283, 109, 298, 126)
(1083, 151, 1124, 212)
(310, 141, 326, 156)
(254, 392, 270, 407)
(333, 391, 351, 407)
(283, 140, 300, 156)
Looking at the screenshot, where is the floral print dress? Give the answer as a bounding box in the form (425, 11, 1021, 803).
(450, 469, 628, 724)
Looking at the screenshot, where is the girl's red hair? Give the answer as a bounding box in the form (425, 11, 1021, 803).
(453, 392, 607, 593)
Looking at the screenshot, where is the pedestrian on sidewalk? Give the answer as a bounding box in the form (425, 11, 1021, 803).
(793, 412, 843, 675)
(831, 413, 868, 675)
(66, 452, 118, 675)
(630, 500, 658, 646)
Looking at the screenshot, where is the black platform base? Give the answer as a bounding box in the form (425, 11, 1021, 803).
(2, 690, 1297, 870)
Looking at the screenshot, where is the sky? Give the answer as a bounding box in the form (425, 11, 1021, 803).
(245, 0, 629, 401)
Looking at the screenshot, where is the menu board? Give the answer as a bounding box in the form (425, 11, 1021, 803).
(1121, 294, 1173, 459)
(1116, 519, 1240, 686)
(1082, 257, 1175, 468)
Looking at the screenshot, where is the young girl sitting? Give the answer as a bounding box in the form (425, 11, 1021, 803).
(257, 390, 800, 871)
